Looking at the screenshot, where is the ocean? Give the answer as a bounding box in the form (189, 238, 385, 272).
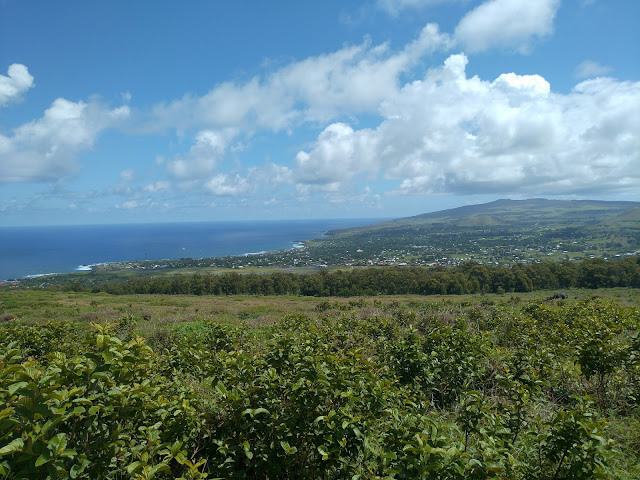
(0, 218, 381, 281)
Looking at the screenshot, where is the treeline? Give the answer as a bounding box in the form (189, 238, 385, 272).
(66, 256, 640, 296)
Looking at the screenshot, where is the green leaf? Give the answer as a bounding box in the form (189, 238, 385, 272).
(35, 453, 52, 467)
(0, 438, 24, 456)
(70, 458, 90, 478)
(241, 407, 269, 417)
(148, 463, 171, 478)
(60, 448, 77, 459)
(8, 382, 29, 396)
(280, 441, 298, 455)
(317, 446, 329, 460)
(69, 406, 86, 416)
(41, 417, 64, 435)
(126, 461, 142, 474)
(242, 441, 253, 459)
(169, 440, 183, 456)
(0, 407, 15, 419)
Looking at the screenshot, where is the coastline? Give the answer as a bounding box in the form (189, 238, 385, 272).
(0, 219, 380, 282)
(89, 240, 310, 273)
(4, 240, 311, 282)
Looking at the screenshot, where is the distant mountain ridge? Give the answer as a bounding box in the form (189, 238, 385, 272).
(331, 199, 640, 235)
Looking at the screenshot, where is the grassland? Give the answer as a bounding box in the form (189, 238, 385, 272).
(3, 287, 639, 331)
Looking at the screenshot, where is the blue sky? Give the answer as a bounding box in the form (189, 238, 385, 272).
(1, 0, 638, 226)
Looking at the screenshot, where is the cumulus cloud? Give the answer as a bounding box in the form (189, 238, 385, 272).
(294, 123, 379, 189)
(152, 23, 451, 187)
(260, 163, 294, 186)
(0, 64, 34, 106)
(204, 173, 252, 196)
(575, 60, 613, 79)
(162, 129, 236, 180)
(202, 163, 293, 197)
(149, 23, 450, 134)
(293, 54, 640, 197)
(454, 0, 560, 53)
(0, 98, 129, 183)
(492, 72, 551, 96)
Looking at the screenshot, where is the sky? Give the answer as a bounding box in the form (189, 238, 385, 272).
(0, 0, 639, 226)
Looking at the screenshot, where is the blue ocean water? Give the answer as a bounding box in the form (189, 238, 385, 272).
(0, 219, 381, 281)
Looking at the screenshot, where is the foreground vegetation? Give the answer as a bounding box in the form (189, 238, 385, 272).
(1, 290, 639, 478)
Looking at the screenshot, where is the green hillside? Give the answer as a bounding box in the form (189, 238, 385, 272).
(602, 206, 640, 227)
(455, 214, 504, 227)
(333, 199, 640, 235)
(313, 198, 640, 267)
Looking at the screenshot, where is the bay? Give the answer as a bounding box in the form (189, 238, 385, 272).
(0, 218, 380, 280)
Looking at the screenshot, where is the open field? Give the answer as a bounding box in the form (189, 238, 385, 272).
(2, 287, 639, 330)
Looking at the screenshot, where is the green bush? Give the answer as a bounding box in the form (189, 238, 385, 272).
(2, 297, 638, 478)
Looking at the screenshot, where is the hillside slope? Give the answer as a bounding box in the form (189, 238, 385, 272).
(312, 198, 640, 267)
(330, 199, 640, 235)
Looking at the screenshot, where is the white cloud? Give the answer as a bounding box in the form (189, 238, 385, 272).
(103, 169, 137, 196)
(260, 163, 294, 186)
(0, 64, 34, 106)
(202, 163, 293, 197)
(149, 23, 450, 134)
(143, 180, 171, 193)
(492, 72, 550, 96)
(454, 0, 560, 53)
(294, 123, 379, 189)
(0, 98, 129, 183)
(115, 198, 161, 210)
(204, 173, 251, 196)
(292, 54, 640, 197)
(162, 129, 236, 180)
(574, 60, 613, 79)
(151, 23, 451, 190)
